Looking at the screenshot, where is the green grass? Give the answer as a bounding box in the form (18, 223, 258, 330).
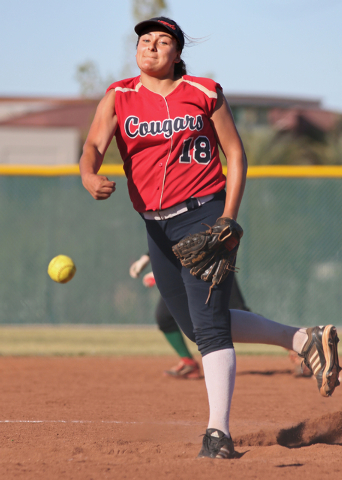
(0, 326, 299, 356)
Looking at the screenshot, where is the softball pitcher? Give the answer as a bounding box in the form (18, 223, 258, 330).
(80, 16, 340, 459)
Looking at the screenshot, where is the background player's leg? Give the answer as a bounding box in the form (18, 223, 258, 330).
(155, 296, 192, 358)
(155, 296, 200, 378)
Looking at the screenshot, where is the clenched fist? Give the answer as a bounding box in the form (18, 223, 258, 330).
(82, 173, 116, 200)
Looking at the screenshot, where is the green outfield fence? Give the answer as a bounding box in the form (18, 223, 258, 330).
(1, 164, 342, 327)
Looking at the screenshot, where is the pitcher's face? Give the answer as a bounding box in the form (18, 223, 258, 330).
(136, 29, 180, 78)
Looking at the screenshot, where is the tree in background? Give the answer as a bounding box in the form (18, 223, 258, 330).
(132, 0, 167, 20)
(75, 0, 167, 96)
(240, 119, 342, 166)
(75, 61, 115, 98)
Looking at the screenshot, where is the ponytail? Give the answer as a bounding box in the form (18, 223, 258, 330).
(175, 58, 187, 77)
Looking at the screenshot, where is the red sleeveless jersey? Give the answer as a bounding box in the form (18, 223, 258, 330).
(106, 75, 226, 213)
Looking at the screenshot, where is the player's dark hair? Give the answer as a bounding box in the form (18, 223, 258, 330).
(169, 20, 206, 77)
(173, 22, 187, 77)
(174, 59, 187, 77)
(174, 43, 187, 77)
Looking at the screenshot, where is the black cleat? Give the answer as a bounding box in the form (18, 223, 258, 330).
(299, 325, 341, 397)
(197, 429, 236, 459)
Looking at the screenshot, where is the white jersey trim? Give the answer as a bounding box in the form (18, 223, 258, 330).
(115, 82, 142, 93)
(183, 80, 218, 99)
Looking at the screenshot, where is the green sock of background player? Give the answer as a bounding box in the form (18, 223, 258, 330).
(154, 295, 200, 378)
(162, 327, 200, 379)
(163, 329, 193, 359)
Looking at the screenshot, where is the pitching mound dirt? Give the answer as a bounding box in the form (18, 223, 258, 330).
(0, 355, 341, 480)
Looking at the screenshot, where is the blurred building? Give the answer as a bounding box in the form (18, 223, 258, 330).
(0, 94, 340, 165)
(227, 95, 340, 142)
(0, 97, 98, 165)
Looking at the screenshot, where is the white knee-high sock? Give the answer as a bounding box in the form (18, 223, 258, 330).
(202, 348, 236, 437)
(230, 309, 308, 352)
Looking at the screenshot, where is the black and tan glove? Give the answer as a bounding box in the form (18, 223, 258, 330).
(172, 217, 243, 303)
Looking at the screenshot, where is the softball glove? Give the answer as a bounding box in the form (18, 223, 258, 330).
(172, 217, 243, 303)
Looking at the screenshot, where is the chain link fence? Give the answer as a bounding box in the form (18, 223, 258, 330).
(1, 168, 341, 327)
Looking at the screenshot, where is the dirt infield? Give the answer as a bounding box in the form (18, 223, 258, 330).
(1, 355, 341, 480)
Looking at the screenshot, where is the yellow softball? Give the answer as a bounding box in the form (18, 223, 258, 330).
(47, 255, 76, 284)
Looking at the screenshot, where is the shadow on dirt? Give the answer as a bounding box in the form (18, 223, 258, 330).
(236, 369, 293, 376)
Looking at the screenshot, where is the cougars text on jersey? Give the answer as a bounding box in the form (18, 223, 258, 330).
(124, 114, 204, 139)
